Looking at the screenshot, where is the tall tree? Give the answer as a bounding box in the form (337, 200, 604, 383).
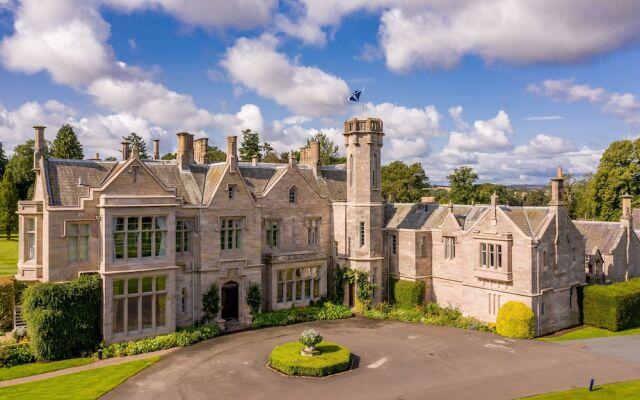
(522, 189, 548, 206)
(0, 167, 19, 239)
(584, 139, 640, 221)
(50, 124, 84, 159)
(207, 145, 227, 162)
(6, 139, 49, 200)
(381, 161, 430, 203)
(0, 142, 7, 180)
(307, 132, 343, 165)
(239, 129, 261, 161)
(122, 132, 148, 159)
(448, 166, 478, 204)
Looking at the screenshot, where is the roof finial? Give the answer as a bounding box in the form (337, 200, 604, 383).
(556, 165, 563, 179)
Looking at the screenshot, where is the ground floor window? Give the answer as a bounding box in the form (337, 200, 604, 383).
(276, 267, 321, 304)
(112, 275, 167, 335)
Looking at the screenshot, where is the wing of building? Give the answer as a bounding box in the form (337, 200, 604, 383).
(15, 119, 640, 341)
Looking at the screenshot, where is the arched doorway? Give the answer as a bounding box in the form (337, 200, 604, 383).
(221, 281, 239, 320)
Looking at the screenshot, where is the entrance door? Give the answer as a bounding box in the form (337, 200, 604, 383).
(221, 281, 239, 320)
(348, 282, 355, 308)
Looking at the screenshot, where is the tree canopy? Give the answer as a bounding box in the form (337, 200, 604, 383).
(381, 161, 430, 203)
(0, 166, 19, 238)
(239, 129, 261, 161)
(448, 166, 478, 204)
(122, 132, 148, 159)
(0, 142, 7, 180)
(6, 139, 48, 200)
(50, 124, 83, 159)
(307, 132, 344, 165)
(208, 145, 227, 162)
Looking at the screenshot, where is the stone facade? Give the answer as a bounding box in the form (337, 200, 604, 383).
(15, 117, 632, 341)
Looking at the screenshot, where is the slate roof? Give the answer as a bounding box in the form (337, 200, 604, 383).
(574, 221, 623, 255)
(47, 159, 118, 206)
(319, 166, 347, 201)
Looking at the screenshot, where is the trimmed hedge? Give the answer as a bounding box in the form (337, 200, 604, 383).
(101, 324, 221, 358)
(496, 301, 535, 339)
(269, 341, 351, 377)
(0, 278, 26, 332)
(22, 274, 102, 361)
(584, 279, 640, 331)
(393, 280, 425, 309)
(0, 343, 35, 367)
(251, 303, 352, 329)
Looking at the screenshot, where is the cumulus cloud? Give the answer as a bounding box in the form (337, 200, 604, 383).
(514, 134, 576, 156)
(444, 110, 513, 154)
(221, 35, 350, 117)
(529, 79, 640, 126)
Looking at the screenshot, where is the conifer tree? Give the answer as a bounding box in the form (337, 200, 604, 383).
(50, 124, 84, 159)
(239, 129, 261, 161)
(0, 167, 19, 239)
(122, 133, 148, 159)
(0, 142, 7, 180)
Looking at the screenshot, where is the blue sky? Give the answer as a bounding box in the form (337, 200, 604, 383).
(0, 1, 639, 184)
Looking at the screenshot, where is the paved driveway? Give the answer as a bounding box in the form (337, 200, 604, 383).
(559, 335, 640, 365)
(104, 318, 640, 400)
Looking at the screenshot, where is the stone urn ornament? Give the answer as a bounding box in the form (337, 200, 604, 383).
(299, 329, 322, 356)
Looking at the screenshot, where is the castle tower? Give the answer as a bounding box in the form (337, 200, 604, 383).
(343, 117, 384, 303)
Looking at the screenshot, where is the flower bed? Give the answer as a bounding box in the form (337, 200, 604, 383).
(251, 303, 352, 329)
(268, 341, 351, 377)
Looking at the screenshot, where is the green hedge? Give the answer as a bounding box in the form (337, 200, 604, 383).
(251, 303, 352, 329)
(0, 343, 35, 367)
(584, 279, 640, 331)
(269, 341, 351, 377)
(393, 280, 425, 309)
(496, 301, 535, 339)
(22, 274, 102, 361)
(0, 278, 26, 332)
(101, 324, 221, 358)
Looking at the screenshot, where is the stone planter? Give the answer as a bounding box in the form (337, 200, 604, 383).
(216, 318, 226, 332)
(300, 345, 321, 357)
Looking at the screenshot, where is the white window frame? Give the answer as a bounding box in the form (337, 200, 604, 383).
(444, 236, 456, 260)
(111, 275, 168, 336)
(25, 217, 36, 261)
(276, 267, 321, 304)
(480, 242, 502, 269)
(112, 216, 167, 261)
(220, 218, 243, 250)
(266, 220, 279, 249)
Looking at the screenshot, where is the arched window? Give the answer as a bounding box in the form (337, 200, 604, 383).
(289, 187, 297, 204)
(372, 153, 377, 188)
(349, 154, 354, 187)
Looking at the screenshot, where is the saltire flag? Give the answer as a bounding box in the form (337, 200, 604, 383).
(348, 90, 362, 102)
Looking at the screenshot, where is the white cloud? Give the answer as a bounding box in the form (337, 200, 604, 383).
(444, 110, 513, 154)
(355, 43, 383, 62)
(514, 134, 575, 156)
(523, 116, 564, 121)
(448, 105, 468, 130)
(221, 35, 350, 117)
(529, 79, 640, 127)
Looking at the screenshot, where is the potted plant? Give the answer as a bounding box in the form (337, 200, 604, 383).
(245, 282, 261, 325)
(299, 329, 322, 356)
(202, 283, 224, 331)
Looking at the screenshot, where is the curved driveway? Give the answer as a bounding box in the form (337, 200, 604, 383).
(104, 318, 640, 400)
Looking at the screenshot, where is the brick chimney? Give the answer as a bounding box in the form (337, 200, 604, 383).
(622, 193, 632, 221)
(176, 132, 194, 170)
(152, 139, 160, 160)
(121, 140, 130, 161)
(194, 138, 209, 164)
(309, 140, 320, 176)
(549, 166, 564, 206)
(251, 155, 258, 166)
(226, 136, 237, 162)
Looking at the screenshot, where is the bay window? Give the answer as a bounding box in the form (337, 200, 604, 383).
(26, 218, 36, 261)
(276, 267, 321, 304)
(112, 275, 167, 335)
(480, 242, 502, 269)
(113, 216, 167, 261)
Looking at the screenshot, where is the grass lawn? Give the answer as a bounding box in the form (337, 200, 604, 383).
(0, 356, 159, 400)
(540, 326, 640, 342)
(522, 379, 640, 399)
(0, 236, 18, 277)
(0, 357, 96, 382)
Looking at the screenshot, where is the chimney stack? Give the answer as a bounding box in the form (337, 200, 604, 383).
(550, 166, 565, 206)
(33, 126, 46, 170)
(309, 140, 320, 176)
(176, 132, 194, 169)
(622, 193, 632, 220)
(194, 138, 209, 164)
(121, 140, 130, 161)
(226, 136, 237, 162)
(289, 150, 296, 166)
(153, 139, 160, 160)
(251, 155, 258, 166)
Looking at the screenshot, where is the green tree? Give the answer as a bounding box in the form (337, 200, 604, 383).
(448, 166, 478, 204)
(6, 139, 50, 200)
(474, 183, 522, 206)
(122, 132, 148, 159)
(522, 188, 548, 206)
(50, 124, 83, 159)
(239, 129, 261, 161)
(263, 152, 281, 163)
(104, 156, 117, 161)
(428, 188, 450, 203)
(584, 139, 640, 221)
(0, 142, 7, 180)
(207, 145, 227, 162)
(307, 132, 344, 165)
(0, 167, 19, 238)
(381, 161, 430, 203)
(564, 173, 591, 219)
(161, 152, 176, 160)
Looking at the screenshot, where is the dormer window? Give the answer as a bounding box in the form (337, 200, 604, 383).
(289, 186, 297, 204)
(227, 184, 237, 199)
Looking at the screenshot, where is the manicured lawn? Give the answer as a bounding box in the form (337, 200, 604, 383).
(0, 237, 18, 277)
(0, 357, 95, 381)
(0, 356, 160, 400)
(540, 326, 640, 342)
(522, 379, 640, 399)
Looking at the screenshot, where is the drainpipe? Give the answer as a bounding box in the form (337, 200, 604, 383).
(535, 241, 541, 337)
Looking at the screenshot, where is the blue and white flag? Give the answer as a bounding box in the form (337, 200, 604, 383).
(348, 90, 362, 102)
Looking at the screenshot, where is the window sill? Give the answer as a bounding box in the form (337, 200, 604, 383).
(474, 268, 512, 282)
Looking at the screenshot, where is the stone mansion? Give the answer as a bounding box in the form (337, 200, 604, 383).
(15, 117, 640, 342)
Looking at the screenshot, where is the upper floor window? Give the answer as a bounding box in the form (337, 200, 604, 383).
(359, 222, 366, 247)
(220, 218, 242, 250)
(68, 223, 90, 262)
(289, 187, 297, 204)
(480, 242, 502, 269)
(306, 219, 319, 246)
(26, 218, 36, 261)
(113, 216, 166, 261)
(266, 220, 279, 248)
(176, 220, 191, 254)
(227, 184, 236, 199)
(444, 236, 456, 260)
(390, 234, 397, 255)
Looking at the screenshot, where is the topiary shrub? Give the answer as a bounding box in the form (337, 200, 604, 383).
(496, 301, 535, 339)
(269, 342, 351, 377)
(202, 283, 220, 323)
(22, 274, 102, 361)
(393, 280, 425, 309)
(583, 279, 640, 331)
(245, 283, 261, 315)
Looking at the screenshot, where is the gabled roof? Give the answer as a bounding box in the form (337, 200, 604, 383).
(47, 159, 118, 206)
(319, 166, 346, 201)
(574, 221, 624, 255)
(238, 163, 286, 196)
(384, 203, 440, 229)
